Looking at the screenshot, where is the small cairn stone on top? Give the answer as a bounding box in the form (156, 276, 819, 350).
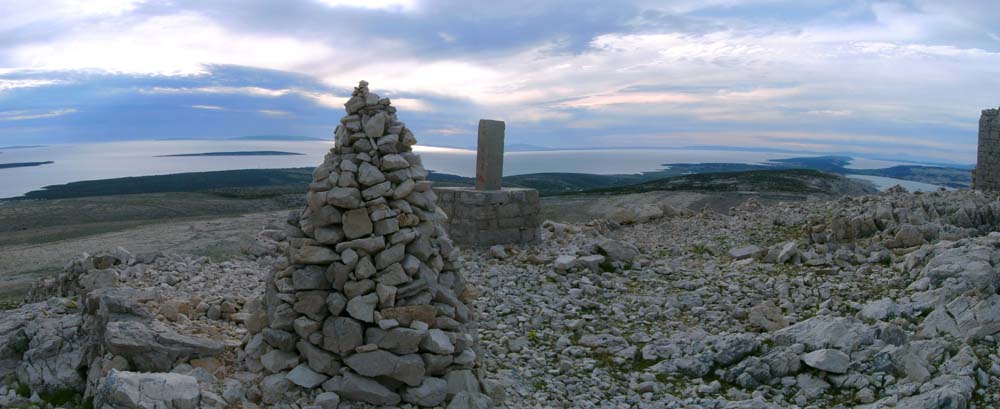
(241, 81, 489, 407)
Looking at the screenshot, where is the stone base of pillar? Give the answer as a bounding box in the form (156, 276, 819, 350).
(434, 187, 541, 247)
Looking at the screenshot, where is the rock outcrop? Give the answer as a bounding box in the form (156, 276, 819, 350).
(241, 81, 487, 407)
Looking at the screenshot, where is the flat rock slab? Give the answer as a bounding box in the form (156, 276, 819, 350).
(103, 319, 225, 372)
(801, 348, 850, 374)
(94, 370, 201, 409)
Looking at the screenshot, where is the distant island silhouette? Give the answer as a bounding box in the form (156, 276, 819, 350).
(0, 161, 54, 169)
(156, 151, 304, 157)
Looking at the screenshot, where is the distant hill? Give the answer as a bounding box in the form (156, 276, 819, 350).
(0, 161, 54, 169)
(590, 169, 878, 196)
(0, 145, 46, 150)
(229, 135, 324, 141)
(662, 156, 972, 189)
(13, 168, 314, 200)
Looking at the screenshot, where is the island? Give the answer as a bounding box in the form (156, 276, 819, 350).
(155, 151, 304, 157)
(0, 145, 46, 150)
(0, 161, 54, 169)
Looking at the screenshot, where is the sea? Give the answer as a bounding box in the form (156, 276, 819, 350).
(0, 140, 942, 199)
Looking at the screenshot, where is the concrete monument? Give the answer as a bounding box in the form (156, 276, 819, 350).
(974, 107, 1000, 190)
(435, 120, 541, 246)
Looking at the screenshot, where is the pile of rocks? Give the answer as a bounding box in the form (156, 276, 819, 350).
(811, 188, 1000, 246)
(241, 81, 489, 407)
(0, 251, 235, 409)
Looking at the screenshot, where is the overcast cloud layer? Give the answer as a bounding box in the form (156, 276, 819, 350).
(1, 0, 998, 163)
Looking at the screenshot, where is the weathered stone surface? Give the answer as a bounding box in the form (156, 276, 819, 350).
(366, 327, 425, 354)
(610, 204, 663, 224)
(327, 188, 362, 208)
(435, 187, 541, 246)
(380, 305, 437, 326)
(447, 391, 492, 409)
(94, 370, 201, 409)
(261, 372, 292, 404)
(261, 349, 299, 373)
(801, 349, 850, 373)
(748, 301, 788, 332)
(297, 340, 340, 375)
(295, 291, 330, 321)
(358, 162, 386, 187)
(344, 350, 425, 386)
(322, 317, 363, 355)
(421, 329, 455, 354)
(347, 293, 378, 323)
(597, 239, 640, 262)
(445, 370, 480, 399)
(292, 246, 340, 265)
(774, 316, 875, 352)
(294, 267, 331, 290)
(728, 245, 764, 260)
(315, 391, 341, 409)
(288, 363, 328, 389)
(364, 113, 387, 139)
(326, 372, 401, 406)
(103, 319, 224, 372)
(343, 208, 374, 239)
(403, 376, 448, 407)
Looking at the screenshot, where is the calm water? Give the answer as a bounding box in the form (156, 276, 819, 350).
(0, 141, 933, 198)
(845, 175, 950, 192)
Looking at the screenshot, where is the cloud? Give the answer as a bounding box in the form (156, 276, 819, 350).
(146, 86, 293, 98)
(312, 0, 418, 12)
(0, 108, 77, 121)
(0, 0, 996, 162)
(5, 12, 332, 75)
(0, 78, 65, 91)
(189, 104, 224, 110)
(258, 109, 294, 118)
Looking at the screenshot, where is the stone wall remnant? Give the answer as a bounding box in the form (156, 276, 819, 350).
(974, 107, 1000, 190)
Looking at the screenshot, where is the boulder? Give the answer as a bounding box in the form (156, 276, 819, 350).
(326, 372, 401, 406)
(728, 245, 764, 260)
(287, 364, 328, 389)
(102, 319, 224, 372)
(609, 204, 663, 224)
(94, 370, 201, 409)
(801, 349, 850, 373)
(597, 239, 640, 262)
(402, 377, 448, 407)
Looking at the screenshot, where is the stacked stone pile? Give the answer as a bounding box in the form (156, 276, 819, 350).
(242, 81, 488, 407)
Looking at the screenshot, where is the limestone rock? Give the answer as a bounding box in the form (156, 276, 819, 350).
(326, 372, 401, 406)
(748, 301, 788, 332)
(94, 370, 201, 409)
(801, 349, 850, 373)
(597, 239, 640, 262)
(288, 363, 328, 389)
(403, 377, 448, 407)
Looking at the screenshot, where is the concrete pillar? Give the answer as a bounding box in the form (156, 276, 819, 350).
(476, 119, 505, 191)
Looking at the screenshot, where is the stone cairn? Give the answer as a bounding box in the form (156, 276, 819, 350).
(243, 81, 488, 407)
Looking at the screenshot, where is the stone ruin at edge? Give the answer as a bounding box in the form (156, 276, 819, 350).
(242, 81, 491, 407)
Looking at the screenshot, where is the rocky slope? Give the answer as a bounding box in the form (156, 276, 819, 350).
(3, 187, 1000, 408)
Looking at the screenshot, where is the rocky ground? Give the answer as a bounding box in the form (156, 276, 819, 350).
(3, 187, 1000, 408)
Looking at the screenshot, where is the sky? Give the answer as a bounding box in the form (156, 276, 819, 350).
(1, 0, 999, 163)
